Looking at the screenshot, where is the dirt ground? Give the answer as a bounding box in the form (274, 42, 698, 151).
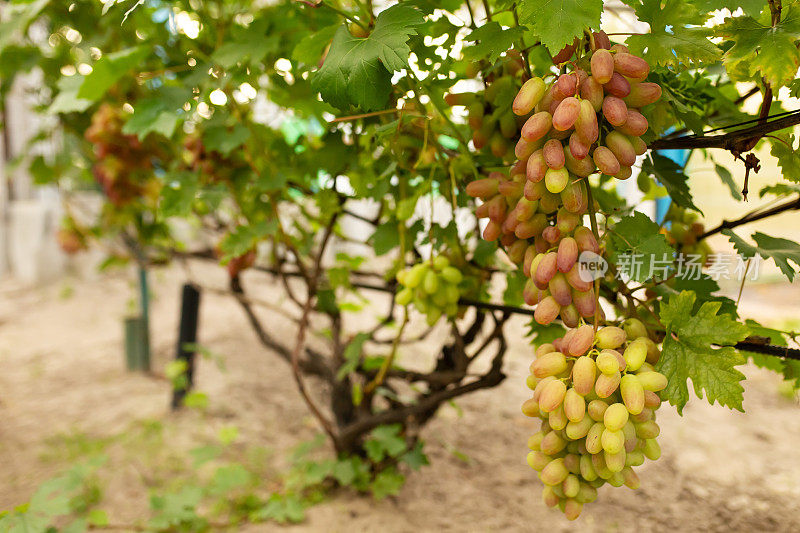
(1, 263, 800, 532)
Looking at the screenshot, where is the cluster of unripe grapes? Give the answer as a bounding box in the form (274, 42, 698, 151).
(85, 103, 160, 207)
(395, 256, 464, 326)
(522, 321, 666, 519)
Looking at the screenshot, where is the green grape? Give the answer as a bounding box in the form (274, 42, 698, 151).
(620, 373, 645, 415)
(541, 458, 569, 486)
(603, 403, 629, 432)
(604, 449, 626, 473)
(562, 474, 580, 498)
(527, 450, 551, 471)
(601, 428, 625, 454)
(563, 388, 586, 422)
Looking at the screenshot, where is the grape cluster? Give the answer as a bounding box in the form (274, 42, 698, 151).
(522, 322, 666, 519)
(446, 52, 528, 161)
(85, 103, 161, 207)
(396, 256, 464, 325)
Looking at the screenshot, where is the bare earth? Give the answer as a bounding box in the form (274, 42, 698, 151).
(1, 264, 799, 532)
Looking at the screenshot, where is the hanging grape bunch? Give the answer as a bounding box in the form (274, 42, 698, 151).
(465, 33, 667, 519)
(522, 321, 667, 519)
(661, 205, 713, 265)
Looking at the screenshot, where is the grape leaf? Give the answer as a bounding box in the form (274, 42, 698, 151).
(690, 0, 764, 17)
(77, 46, 150, 101)
(292, 24, 339, 67)
(518, 0, 603, 54)
(626, 0, 720, 67)
(657, 290, 750, 414)
(717, 7, 800, 88)
(723, 229, 800, 282)
(203, 124, 251, 156)
(463, 22, 526, 63)
(311, 5, 425, 111)
(609, 211, 675, 283)
(48, 75, 93, 114)
(714, 162, 742, 200)
(642, 153, 702, 212)
(759, 183, 800, 198)
(770, 134, 800, 183)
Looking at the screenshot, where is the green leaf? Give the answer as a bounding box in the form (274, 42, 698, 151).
(370, 468, 405, 500)
(123, 99, 182, 139)
(759, 182, 800, 198)
(86, 509, 109, 527)
(657, 291, 750, 413)
(337, 332, 370, 380)
(525, 320, 567, 345)
(49, 76, 93, 114)
(717, 7, 800, 88)
(770, 134, 800, 183)
(209, 464, 253, 494)
(626, 0, 720, 67)
(364, 424, 407, 463)
(519, 0, 603, 54)
(690, 0, 764, 17)
(399, 441, 429, 471)
(643, 153, 701, 212)
(503, 270, 527, 307)
(77, 47, 150, 101)
(723, 229, 800, 281)
(203, 124, 251, 156)
(0, 0, 50, 51)
(609, 211, 675, 283)
(311, 5, 425, 110)
(463, 22, 526, 63)
(292, 24, 340, 66)
(714, 162, 742, 200)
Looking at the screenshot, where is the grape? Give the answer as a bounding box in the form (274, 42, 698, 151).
(595, 371, 621, 398)
(498, 179, 523, 197)
(563, 474, 580, 498)
(580, 76, 604, 112)
(644, 390, 662, 408)
(587, 399, 608, 422)
(552, 97, 581, 131)
(629, 135, 648, 155)
(565, 416, 594, 440)
(593, 146, 620, 176)
(513, 77, 547, 115)
(542, 486, 560, 508)
(486, 195, 507, 220)
(596, 351, 619, 375)
(613, 53, 650, 80)
(605, 131, 637, 167)
(522, 397, 541, 417)
(564, 388, 586, 422)
(601, 428, 625, 454)
(550, 273, 573, 306)
(543, 139, 566, 169)
(516, 215, 548, 239)
(534, 296, 561, 325)
(564, 454, 581, 474)
(584, 422, 604, 454)
(616, 109, 648, 136)
(622, 467, 641, 489)
(545, 167, 570, 194)
(557, 208, 582, 233)
(631, 407, 653, 424)
(604, 403, 629, 432)
(556, 73, 578, 97)
(526, 149, 547, 182)
(637, 371, 668, 392)
(573, 226, 600, 254)
(514, 198, 539, 221)
(527, 450, 551, 471)
(579, 454, 598, 482)
(549, 405, 568, 430)
(575, 99, 599, 143)
(564, 146, 596, 178)
(541, 458, 569, 486)
(521, 111, 553, 142)
(643, 438, 661, 460)
(535, 252, 558, 286)
(563, 499, 582, 521)
(602, 96, 628, 127)
(423, 269, 439, 294)
(634, 420, 660, 439)
(605, 450, 626, 473)
(625, 81, 662, 108)
(572, 289, 597, 318)
(604, 72, 631, 98)
(541, 430, 568, 455)
(466, 177, 500, 198)
(614, 166, 632, 181)
(568, 132, 590, 160)
(552, 39, 578, 64)
(533, 351, 569, 378)
(626, 449, 645, 467)
(591, 452, 613, 480)
(620, 374, 645, 415)
(596, 326, 626, 349)
(568, 324, 594, 356)
(623, 339, 647, 371)
(528, 432, 544, 450)
(499, 114, 518, 139)
(590, 49, 614, 84)
(539, 375, 567, 413)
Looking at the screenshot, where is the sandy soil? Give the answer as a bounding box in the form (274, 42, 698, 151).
(1, 264, 800, 532)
